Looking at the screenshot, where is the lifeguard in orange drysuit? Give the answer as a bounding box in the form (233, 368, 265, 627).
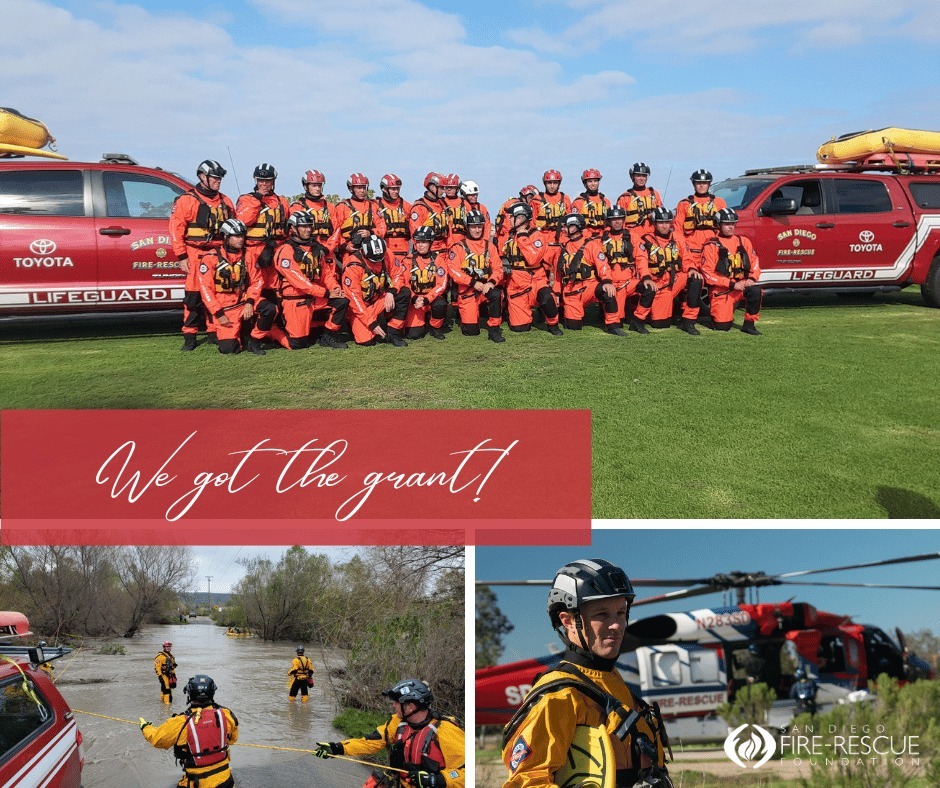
(403, 227, 449, 340)
(570, 168, 611, 239)
(441, 173, 465, 239)
(328, 173, 387, 264)
(289, 169, 336, 247)
(169, 159, 234, 351)
(542, 214, 623, 334)
(197, 218, 271, 355)
(269, 211, 348, 350)
(531, 169, 572, 240)
(445, 210, 504, 343)
(502, 203, 562, 335)
(616, 162, 663, 230)
(495, 185, 538, 251)
(601, 206, 648, 327)
(341, 235, 410, 347)
(674, 169, 727, 269)
(701, 208, 763, 335)
(377, 173, 412, 259)
(410, 172, 450, 254)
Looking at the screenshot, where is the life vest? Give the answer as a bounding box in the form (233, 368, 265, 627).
(534, 192, 568, 231)
(458, 241, 491, 282)
(339, 199, 377, 242)
(174, 707, 229, 769)
(642, 234, 681, 278)
(620, 189, 658, 226)
(577, 192, 607, 229)
(709, 238, 751, 280)
(211, 252, 250, 294)
(503, 238, 532, 270)
(409, 254, 442, 295)
(294, 197, 334, 240)
(602, 234, 636, 270)
(158, 651, 175, 676)
(683, 196, 718, 233)
(347, 260, 391, 303)
(245, 195, 288, 242)
(379, 199, 409, 239)
(413, 197, 448, 241)
(560, 245, 594, 283)
(387, 718, 448, 774)
(444, 200, 467, 238)
(495, 199, 524, 236)
(181, 190, 231, 245)
(291, 656, 313, 679)
(282, 242, 325, 291)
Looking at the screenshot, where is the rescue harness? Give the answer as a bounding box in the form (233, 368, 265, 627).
(642, 234, 681, 279)
(534, 192, 568, 231)
(559, 245, 595, 284)
(409, 254, 441, 295)
(210, 253, 250, 295)
(181, 189, 232, 246)
(339, 199, 376, 242)
(413, 197, 449, 241)
(682, 196, 718, 233)
(346, 260, 391, 303)
(603, 234, 636, 270)
(380, 200, 409, 238)
(294, 197, 334, 239)
(245, 195, 288, 243)
(619, 189, 659, 226)
(708, 238, 752, 281)
(457, 241, 492, 283)
(577, 192, 608, 228)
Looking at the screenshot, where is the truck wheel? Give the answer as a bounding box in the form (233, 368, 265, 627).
(922, 256, 940, 308)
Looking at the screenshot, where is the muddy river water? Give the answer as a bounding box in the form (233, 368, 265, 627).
(56, 618, 372, 786)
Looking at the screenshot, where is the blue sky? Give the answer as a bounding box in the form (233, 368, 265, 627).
(8, 1, 940, 204)
(478, 528, 940, 664)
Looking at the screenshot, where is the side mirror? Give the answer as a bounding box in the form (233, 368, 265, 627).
(762, 197, 798, 216)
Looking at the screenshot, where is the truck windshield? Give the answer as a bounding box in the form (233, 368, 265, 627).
(712, 178, 774, 210)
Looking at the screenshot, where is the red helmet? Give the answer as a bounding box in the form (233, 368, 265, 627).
(520, 184, 539, 200)
(163, 641, 172, 650)
(380, 173, 402, 191)
(302, 169, 325, 186)
(581, 168, 602, 182)
(424, 172, 443, 190)
(543, 169, 563, 183)
(347, 172, 369, 190)
(443, 173, 460, 187)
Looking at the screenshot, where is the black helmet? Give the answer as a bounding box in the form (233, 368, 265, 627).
(464, 209, 486, 227)
(413, 226, 435, 243)
(185, 674, 217, 706)
(562, 213, 586, 231)
(509, 202, 532, 221)
(219, 218, 247, 238)
(382, 679, 433, 708)
(606, 206, 627, 221)
(716, 208, 739, 224)
(629, 162, 651, 177)
(253, 163, 278, 180)
(548, 558, 635, 630)
(691, 169, 712, 183)
(794, 667, 806, 680)
(287, 211, 314, 229)
(360, 234, 387, 262)
(650, 206, 675, 223)
(197, 160, 227, 179)
(296, 645, 305, 655)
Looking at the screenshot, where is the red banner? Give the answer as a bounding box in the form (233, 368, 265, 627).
(1, 410, 590, 546)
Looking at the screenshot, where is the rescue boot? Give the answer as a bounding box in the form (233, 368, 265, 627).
(487, 326, 505, 344)
(742, 319, 762, 336)
(206, 332, 219, 346)
(162, 694, 171, 705)
(386, 329, 408, 348)
(301, 695, 309, 703)
(547, 323, 563, 337)
(429, 326, 446, 340)
(628, 318, 649, 335)
(606, 325, 627, 337)
(318, 331, 348, 350)
(246, 336, 266, 356)
(678, 318, 701, 336)
(180, 334, 197, 352)
(288, 696, 296, 703)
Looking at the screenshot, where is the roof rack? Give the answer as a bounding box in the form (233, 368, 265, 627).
(0, 643, 72, 665)
(100, 153, 138, 165)
(745, 153, 940, 177)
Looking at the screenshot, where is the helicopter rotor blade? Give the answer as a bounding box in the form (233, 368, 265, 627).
(775, 552, 940, 580)
(778, 580, 940, 591)
(477, 578, 713, 588)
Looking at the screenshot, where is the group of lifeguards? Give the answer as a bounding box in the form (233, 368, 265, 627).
(169, 161, 763, 354)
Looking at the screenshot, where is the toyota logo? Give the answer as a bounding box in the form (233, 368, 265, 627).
(29, 239, 57, 255)
(859, 230, 875, 243)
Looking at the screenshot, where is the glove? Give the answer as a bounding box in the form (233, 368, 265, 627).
(413, 771, 446, 788)
(314, 741, 343, 759)
(138, 717, 151, 731)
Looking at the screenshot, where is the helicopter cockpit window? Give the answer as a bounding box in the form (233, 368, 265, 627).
(689, 649, 719, 683)
(651, 652, 682, 685)
(818, 636, 847, 673)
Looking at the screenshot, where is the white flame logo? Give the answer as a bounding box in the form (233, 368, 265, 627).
(723, 723, 776, 769)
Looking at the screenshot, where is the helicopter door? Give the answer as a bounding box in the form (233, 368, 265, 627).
(638, 646, 726, 716)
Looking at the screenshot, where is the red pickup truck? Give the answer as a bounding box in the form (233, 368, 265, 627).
(711, 156, 940, 306)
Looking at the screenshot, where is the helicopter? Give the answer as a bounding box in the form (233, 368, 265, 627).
(476, 552, 940, 742)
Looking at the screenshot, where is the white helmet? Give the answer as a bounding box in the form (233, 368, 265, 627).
(459, 180, 480, 198)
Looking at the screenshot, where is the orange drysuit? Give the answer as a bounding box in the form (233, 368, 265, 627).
(196, 245, 265, 353)
(495, 197, 532, 251)
(289, 196, 336, 246)
(634, 230, 699, 326)
(460, 198, 493, 240)
(340, 251, 409, 345)
(403, 252, 449, 332)
(273, 239, 347, 347)
(410, 195, 450, 253)
(531, 191, 572, 237)
(701, 233, 762, 325)
(328, 198, 388, 256)
(601, 230, 648, 323)
(543, 236, 618, 328)
(378, 196, 412, 257)
(446, 237, 504, 331)
(502, 230, 559, 330)
(570, 192, 611, 239)
(674, 193, 728, 265)
(616, 187, 663, 229)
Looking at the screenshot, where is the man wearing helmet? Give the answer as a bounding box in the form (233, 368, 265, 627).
(616, 163, 663, 230)
(288, 646, 315, 703)
(269, 211, 349, 350)
(315, 678, 465, 788)
(403, 226, 449, 340)
(140, 674, 239, 788)
(502, 202, 562, 335)
(169, 160, 235, 351)
(441, 173, 465, 239)
(495, 186, 539, 251)
(329, 173, 388, 263)
(541, 214, 624, 335)
(377, 173, 412, 259)
(341, 234, 410, 347)
(456, 180, 492, 240)
(571, 169, 611, 240)
(197, 218, 271, 355)
(789, 666, 818, 715)
(531, 169, 572, 239)
(502, 559, 671, 788)
(410, 172, 451, 254)
(446, 210, 505, 342)
(673, 169, 727, 270)
(154, 640, 177, 704)
(701, 208, 762, 334)
(290, 170, 336, 247)
(602, 206, 649, 329)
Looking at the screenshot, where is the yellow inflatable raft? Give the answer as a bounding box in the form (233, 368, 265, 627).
(817, 127, 940, 163)
(0, 107, 67, 160)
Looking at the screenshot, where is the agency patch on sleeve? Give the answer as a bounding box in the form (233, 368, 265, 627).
(509, 734, 532, 772)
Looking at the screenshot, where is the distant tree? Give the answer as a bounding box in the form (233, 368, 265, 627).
(717, 682, 777, 728)
(903, 628, 940, 671)
(118, 546, 196, 637)
(476, 584, 514, 668)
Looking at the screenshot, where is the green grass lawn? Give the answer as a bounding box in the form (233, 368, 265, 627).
(2, 288, 938, 518)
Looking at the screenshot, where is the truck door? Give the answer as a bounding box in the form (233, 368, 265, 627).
(0, 168, 97, 313)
